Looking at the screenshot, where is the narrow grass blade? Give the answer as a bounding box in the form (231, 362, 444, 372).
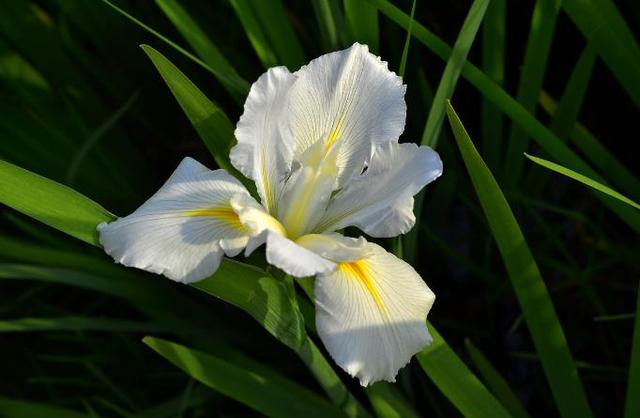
(0, 397, 89, 418)
(525, 44, 597, 194)
(397, 0, 416, 78)
(141, 46, 237, 175)
(312, 0, 346, 50)
(0, 159, 114, 245)
(547, 44, 596, 140)
(525, 154, 640, 211)
(366, 383, 420, 418)
(99, 0, 244, 104)
(229, 0, 278, 68)
(343, 0, 379, 53)
(480, 0, 505, 172)
(143, 337, 347, 418)
(539, 92, 640, 201)
(503, 0, 561, 184)
(296, 337, 372, 418)
(67, 92, 140, 186)
(465, 339, 530, 418)
(417, 323, 512, 418)
(624, 286, 640, 418)
(421, 0, 489, 148)
(154, 0, 249, 97)
(446, 101, 593, 418)
(0, 163, 304, 348)
(0, 317, 166, 333)
(562, 0, 640, 107)
(251, 0, 306, 69)
(369, 0, 640, 234)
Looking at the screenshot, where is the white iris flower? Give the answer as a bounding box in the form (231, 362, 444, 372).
(98, 43, 443, 386)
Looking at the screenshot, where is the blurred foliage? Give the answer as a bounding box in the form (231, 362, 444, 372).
(1, 0, 639, 417)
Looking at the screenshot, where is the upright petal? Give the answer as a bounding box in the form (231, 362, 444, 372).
(98, 157, 254, 283)
(230, 66, 296, 214)
(315, 142, 442, 237)
(287, 43, 406, 187)
(314, 241, 435, 386)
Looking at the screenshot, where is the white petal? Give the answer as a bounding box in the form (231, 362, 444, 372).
(296, 233, 370, 262)
(315, 241, 435, 386)
(230, 66, 296, 213)
(253, 231, 336, 277)
(316, 142, 442, 237)
(98, 157, 254, 283)
(287, 43, 406, 187)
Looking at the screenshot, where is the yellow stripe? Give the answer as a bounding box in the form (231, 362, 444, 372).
(324, 114, 346, 151)
(338, 260, 386, 312)
(184, 207, 246, 231)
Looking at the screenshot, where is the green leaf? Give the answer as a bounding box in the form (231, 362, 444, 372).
(421, 0, 489, 148)
(154, 0, 249, 98)
(397, 0, 416, 78)
(143, 337, 347, 418)
(343, 0, 379, 53)
(369, 0, 640, 234)
(503, 0, 561, 183)
(525, 154, 640, 211)
(194, 260, 306, 350)
(311, 0, 346, 50)
(417, 323, 512, 418)
(0, 316, 166, 333)
(0, 162, 302, 348)
(0, 159, 114, 246)
(539, 91, 640, 202)
(445, 101, 593, 418)
(229, 0, 278, 68)
(99, 0, 245, 104)
(480, 0, 505, 172)
(230, 0, 305, 70)
(366, 383, 420, 418)
(465, 339, 530, 418)
(562, 0, 640, 108)
(625, 286, 640, 418)
(141, 45, 236, 172)
(0, 397, 90, 418)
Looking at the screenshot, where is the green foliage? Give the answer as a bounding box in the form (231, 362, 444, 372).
(446, 101, 593, 418)
(143, 337, 345, 418)
(1, 0, 638, 416)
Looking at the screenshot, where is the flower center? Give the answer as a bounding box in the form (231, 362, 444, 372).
(277, 140, 339, 239)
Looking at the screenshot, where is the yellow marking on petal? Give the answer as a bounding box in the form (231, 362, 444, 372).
(338, 260, 387, 314)
(324, 114, 346, 152)
(184, 207, 246, 231)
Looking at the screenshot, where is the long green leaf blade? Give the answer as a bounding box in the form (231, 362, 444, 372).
(154, 0, 249, 97)
(99, 0, 245, 104)
(143, 337, 346, 418)
(0, 397, 90, 418)
(539, 91, 640, 202)
(368, 0, 640, 234)
(0, 317, 166, 333)
(417, 324, 512, 418)
(0, 161, 303, 348)
(421, 0, 489, 148)
(562, 0, 640, 107)
(141, 45, 236, 172)
(465, 339, 530, 418)
(525, 154, 640, 211)
(343, 0, 379, 53)
(503, 0, 561, 183)
(480, 0, 506, 172)
(0, 159, 114, 245)
(445, 101, 593, 418)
